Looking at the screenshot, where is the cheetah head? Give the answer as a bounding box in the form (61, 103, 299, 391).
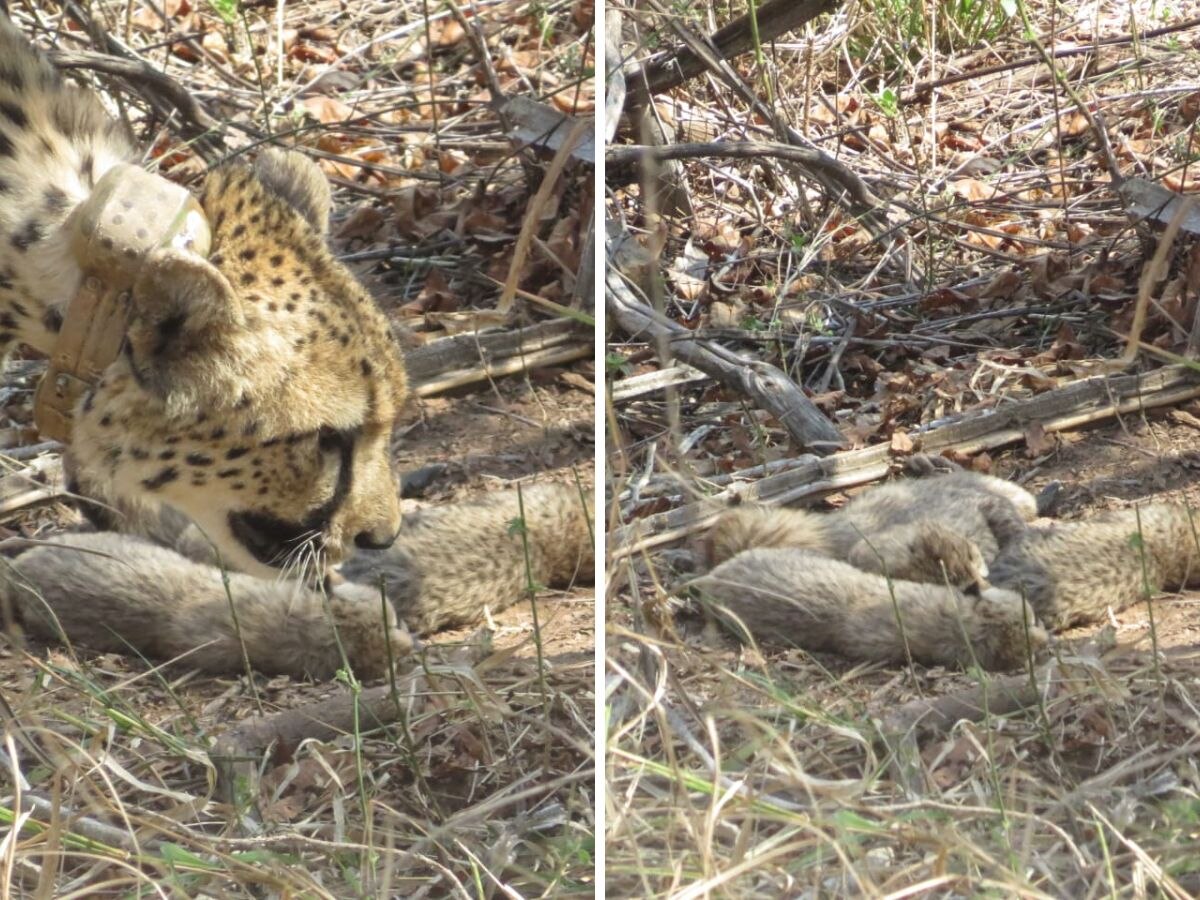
(68, 151, 407, 577)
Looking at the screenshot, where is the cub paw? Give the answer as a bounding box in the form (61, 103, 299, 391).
(963, 587, 1048, 670)
(329, 585, 415, 679)
(908, 523, 988, 590)
(904, 453, 961, 477)
(847, 522, 987, 591)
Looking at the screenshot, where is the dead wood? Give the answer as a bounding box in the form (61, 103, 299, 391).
(624, 101, 695, 221)
(608, 141, 882, 226)
(612, 363, 1200, 557)
(3, 789, 152, 856)
(619, 0, 885, 235)
(574, 212, 596, 314)
(404, 319, 591, 396)
(604, 6, 626, 145)
(1119, 178, 1200, 235)
(210, 643, 486, 808)
(607, 224, 844, 453)
(210, 675, 425, 808)
(0, 441, 61, 461)
(875, 665, 1052, 795)
(50, 49, 224, 149)
(611, 364, 708, 402)
(502, 96, 596, 166)
(904, 16, 1200, 104)
(878, 669, 1049, 742)
(625, 0, 844, 102)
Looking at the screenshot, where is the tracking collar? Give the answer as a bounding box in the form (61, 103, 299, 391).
(33, 164, 211, 442)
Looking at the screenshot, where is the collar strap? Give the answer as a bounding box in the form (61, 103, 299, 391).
(34, 165, 211, 442)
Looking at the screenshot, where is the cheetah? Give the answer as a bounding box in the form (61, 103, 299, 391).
(694, 466, 1200, 669)
(0, 16, 405, 576)
(2, 481, 594, 678)
(703, 464, 1036, 588)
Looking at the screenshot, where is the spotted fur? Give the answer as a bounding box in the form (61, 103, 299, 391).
(0, 18, 406, 575)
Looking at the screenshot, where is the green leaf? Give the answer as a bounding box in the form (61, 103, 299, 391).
(207, 0, 238, 25)
(875, 87, 899, 117)
(159, 842, 218, 871)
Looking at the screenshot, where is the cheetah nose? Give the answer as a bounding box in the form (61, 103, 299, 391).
(355, 526, 400, 550)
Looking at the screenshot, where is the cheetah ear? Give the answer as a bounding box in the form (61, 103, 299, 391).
(253, 148, 332, 235)
(127, 248, 246, 364)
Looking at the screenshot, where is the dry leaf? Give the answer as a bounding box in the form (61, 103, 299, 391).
(669, 241, 709, 302)
(400, 268, 459, 316)
(336, 204, 387, 241)
(300, 94, 360, 125)
(950, 178, 996, 203)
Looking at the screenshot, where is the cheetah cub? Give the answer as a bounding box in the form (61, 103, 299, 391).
(2, 482, 593, 678)
(703, 466, 1036, 589)
(696, 466, 1200, 669)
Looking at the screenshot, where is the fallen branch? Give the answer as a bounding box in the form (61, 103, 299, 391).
(904, 16, 1200, 104)
(502, 96, 596, 166)
(626, 0, 843, 101)
(404, 319, 591, 396)
(210, 642, 487, 807)
(414, 344, 591, 396)
(603, 6, 626, 145)
(611, 364, 708, 402)
(607, 225, 844, 453)
(1119, 178, 1200, 236)
(875, 664, 1054, 794)
(607, 142, 882, 226)
(2, 790, 150, 856)
(878, 668, 1050, 742)
(211, 678, 423, 808)
(611, 362, 1200, 557)
(620, 0, 885, 236)
(49, 48, 225, 159)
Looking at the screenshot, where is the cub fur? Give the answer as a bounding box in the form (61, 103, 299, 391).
(2, 482, 593, 678)
(696, 471, 1200, 669)
(0, 18, 407, 575)
(989, 503, 1200, 629)
(2, 538, 412, 680)
(341, 481, 594, 633)
(704, 469, 1036, 589)
(693, 548, 1046, 671)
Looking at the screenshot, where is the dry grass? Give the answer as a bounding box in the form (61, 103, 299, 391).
(607, 622, 1200, 896)
(3, 628, 594, 896)
(0, 0, 596, 895)
(607, 0, 1200, 895)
